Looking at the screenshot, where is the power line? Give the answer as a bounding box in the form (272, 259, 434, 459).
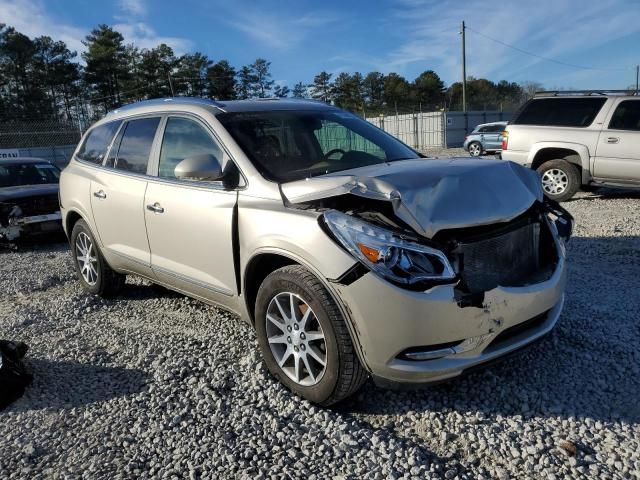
(465, 25, 632, 72)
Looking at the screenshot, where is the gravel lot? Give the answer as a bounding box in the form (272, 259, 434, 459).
(1, 181, 639, 479)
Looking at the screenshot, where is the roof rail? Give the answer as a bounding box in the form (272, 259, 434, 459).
(535, 90, 639, 97)
(108, 97, 227, 115)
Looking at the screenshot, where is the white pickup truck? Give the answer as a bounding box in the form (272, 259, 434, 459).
(501, 91, 640, 201)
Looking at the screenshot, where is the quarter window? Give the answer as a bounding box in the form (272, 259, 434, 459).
(76, 121, 122, 164)
(608, 101, 640, 131)
(112, 117, 160, 174)
(158, 117, 223, 179)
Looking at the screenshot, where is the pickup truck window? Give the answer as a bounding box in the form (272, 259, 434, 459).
(512, 98, 607, 128)
(608, 100, 640, 131)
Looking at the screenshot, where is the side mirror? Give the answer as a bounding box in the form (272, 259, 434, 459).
(174, 154, 223, 181)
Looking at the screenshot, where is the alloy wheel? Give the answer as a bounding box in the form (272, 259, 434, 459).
(469, 143, 481, 156)
(75, 232, 98, 285)
(265, 292, 327, 386)
(541, 168, 569, 195)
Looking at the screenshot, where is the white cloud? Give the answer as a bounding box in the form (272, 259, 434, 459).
(0, 0, 192, 58)
(215, 3, 340, 49)
(0, 0, 86, 53)
(118, 0, 147, 17)
(113, 22, 193, 54)
(378, 0, 640, 84)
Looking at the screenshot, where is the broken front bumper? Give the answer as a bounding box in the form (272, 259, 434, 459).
(0, 212, 62, 241)
(332, 252, 567, 385)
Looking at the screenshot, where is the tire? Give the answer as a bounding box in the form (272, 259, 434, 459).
(536, 159, 580, 202)
(468, 141, 482, 157)
(255, 265, 367, 406)
(70, 219, 125, 296)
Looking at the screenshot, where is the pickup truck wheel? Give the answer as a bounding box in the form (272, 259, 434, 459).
(255, 265, 367, 406)
(70, 219, 125, 297)
(468, 141, 482, 157)
(537, 159, 580, 202)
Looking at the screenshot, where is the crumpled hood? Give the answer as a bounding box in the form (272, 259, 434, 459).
(0, 184, 59, 203)
(280, 158, 543, 238)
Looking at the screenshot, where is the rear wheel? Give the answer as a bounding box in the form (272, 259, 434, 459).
(70, 219, 125, 296)
(468, 141, 482, 157)
(255, 265, 367, 406)
(536, 159, 580, 202)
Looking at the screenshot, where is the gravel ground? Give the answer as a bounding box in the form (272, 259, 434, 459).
(1, 183, 639, 479)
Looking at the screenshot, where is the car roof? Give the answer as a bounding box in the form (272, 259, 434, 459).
(473, 121, 507, 129)
(107, 96, 336, 118)
(0, 157, 51, 166)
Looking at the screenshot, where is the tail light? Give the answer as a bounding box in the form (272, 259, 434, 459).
(501, 131, 509, 150)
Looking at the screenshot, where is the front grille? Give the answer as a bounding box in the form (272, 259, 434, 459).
(12, 194, 60, 217)
(458, 222, 541, 293)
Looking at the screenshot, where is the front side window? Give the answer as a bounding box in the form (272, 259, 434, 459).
(112, 117, 160, 174)
(513, 98, 607, 127)
(608, 100, 640, 131)
(0, 162, 60, 187)
(76, 121, 122, 164)
(217, 110, 419, 182)
(158, 117, 223, 179)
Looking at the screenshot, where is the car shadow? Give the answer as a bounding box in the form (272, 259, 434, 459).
(571, 188, 640, 201)
(8, 358, 150, 412)
(338, 234, 640, 426)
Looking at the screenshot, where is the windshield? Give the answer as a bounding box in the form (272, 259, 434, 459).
(0, 162, 61, 187)
(217, 109, 420, 182)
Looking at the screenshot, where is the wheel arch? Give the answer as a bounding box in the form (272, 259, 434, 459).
(242, 248, 370, 371)
(529, 143, 590, 184)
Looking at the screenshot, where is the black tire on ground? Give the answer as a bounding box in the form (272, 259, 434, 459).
(255, 265, 368, 406)
(468, 141, 483, 157)
(70, 219, 125, 297)
(536, 159, 581, 202)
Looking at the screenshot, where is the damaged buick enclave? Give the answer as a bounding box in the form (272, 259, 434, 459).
(59, 98, 572, 405)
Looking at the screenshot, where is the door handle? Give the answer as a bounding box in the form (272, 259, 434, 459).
(606, 137, 620, 144)
(93, 190, 106, 199)
(146, 202, 164, 214)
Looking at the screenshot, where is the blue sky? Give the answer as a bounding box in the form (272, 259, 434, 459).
(2, 0, 640, 89)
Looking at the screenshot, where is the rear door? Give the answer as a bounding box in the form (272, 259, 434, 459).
(90, 116, 162, 275)
(483, 124, 503, 150)
(143, 115, 238, 302)
(594, 99, 640, 181)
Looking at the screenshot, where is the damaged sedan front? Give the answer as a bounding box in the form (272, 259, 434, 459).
(0, 158, 63, 243)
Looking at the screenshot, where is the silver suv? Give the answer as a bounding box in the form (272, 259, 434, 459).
(60, 97, 571, 405)
(502, 91, 640, 201)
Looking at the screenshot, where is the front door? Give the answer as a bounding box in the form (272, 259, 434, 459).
(90, 116, 162, 275)
(594, 99, 640, 182)
(144, 115, 238, 303)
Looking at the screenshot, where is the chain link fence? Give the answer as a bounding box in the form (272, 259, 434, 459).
(0, 119, 83, 167)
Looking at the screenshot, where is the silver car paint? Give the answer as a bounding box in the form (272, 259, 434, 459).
(60, 98, 568, 385)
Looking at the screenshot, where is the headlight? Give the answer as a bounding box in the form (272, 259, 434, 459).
(323, 210, 456, 285)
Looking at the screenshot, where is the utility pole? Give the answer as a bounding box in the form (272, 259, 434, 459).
(168, 73, 175, 97)
(636, 65, 639, 94)
(460, 20, 467, 112)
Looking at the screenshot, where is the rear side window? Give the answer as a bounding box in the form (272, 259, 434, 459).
(76, 121, 121, 164)
(608, 100, 640, 131)
(158, 117, 223, 179)
(512, 98, 607, 127)
(112, 117, 160, 174)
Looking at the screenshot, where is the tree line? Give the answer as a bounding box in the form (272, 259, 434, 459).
(0, 23, 537, 124)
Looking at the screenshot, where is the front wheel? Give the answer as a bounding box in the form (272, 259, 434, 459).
(468, 141, 482, 157)
(70, 219, 125, 296)
(255, 265, 367, 406)
(536, 159, 580, 202)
